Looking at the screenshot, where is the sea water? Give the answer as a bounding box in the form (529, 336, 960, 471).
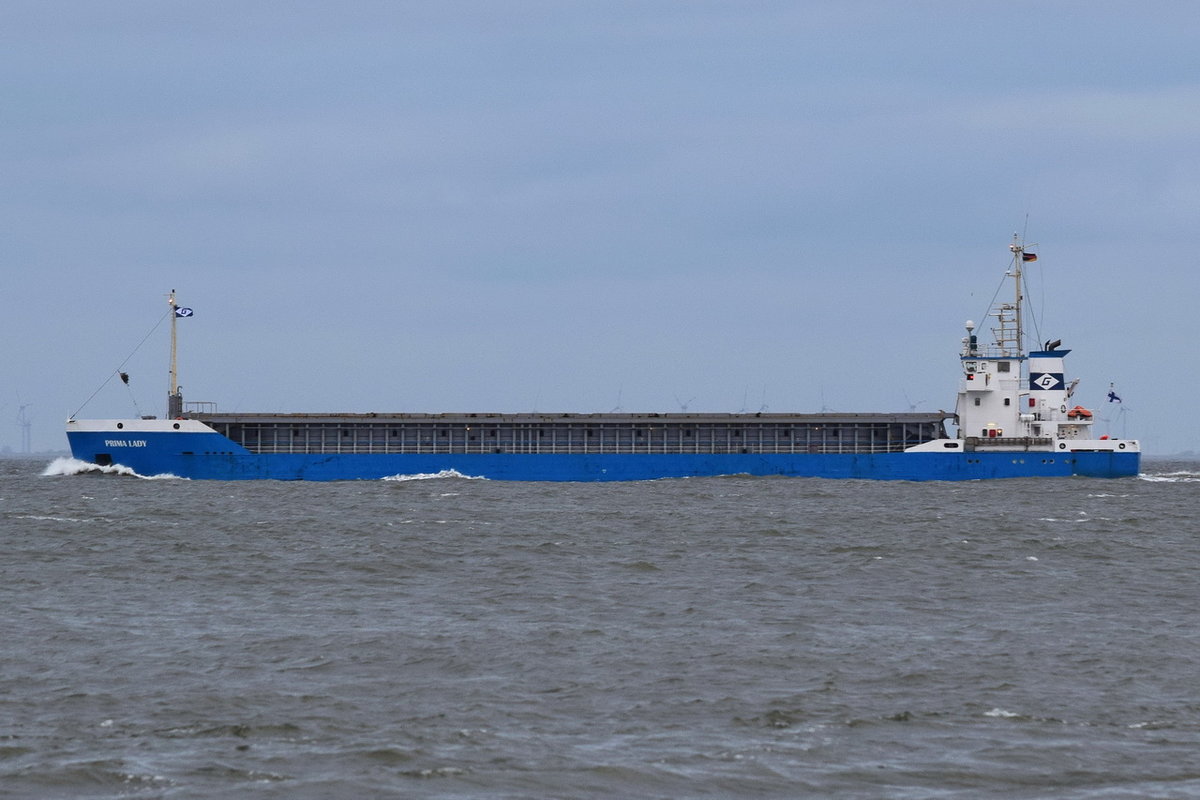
(3, 456, 1199, 798)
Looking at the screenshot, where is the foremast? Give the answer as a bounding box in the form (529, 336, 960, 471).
(168, 289, 183, 419)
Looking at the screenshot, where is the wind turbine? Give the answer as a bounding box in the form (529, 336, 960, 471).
(16, 403, 33, 454)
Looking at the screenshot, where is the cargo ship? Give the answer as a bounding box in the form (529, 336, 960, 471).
(65, 239, 1140, 480)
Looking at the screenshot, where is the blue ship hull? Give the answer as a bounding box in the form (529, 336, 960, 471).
(65, 429, 1140, 481)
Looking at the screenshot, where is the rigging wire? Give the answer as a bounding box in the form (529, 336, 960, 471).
(123, 376, 144, 419)
(978, 263, 1009, 337)
(1023, 264, 1044, 351)
(976, 241, 1046, 355)
(69, 308, 172, 420)
(1016, 220, 1045, 351)
(1017, 217, 1053, 352)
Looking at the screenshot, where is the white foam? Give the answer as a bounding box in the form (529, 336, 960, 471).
(42, 457, 136, 477)
(1138, 471, 1200, 483)
(15, 514, 99, 523)
(984, 708, 1019, 718)
(40, 457, 185, 481)
(380, 469, 486, 482)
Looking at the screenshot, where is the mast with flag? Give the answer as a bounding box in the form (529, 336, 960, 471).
(167, 290, 192, 418)
(1006, 234, 1037, 356)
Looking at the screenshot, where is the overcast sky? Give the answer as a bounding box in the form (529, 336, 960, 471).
(3, 1, 1197, 455)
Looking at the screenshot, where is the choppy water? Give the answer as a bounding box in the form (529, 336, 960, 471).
(3, 456, 1199, 799)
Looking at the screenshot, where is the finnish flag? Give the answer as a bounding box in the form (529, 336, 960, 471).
(175, 307, 194, 317)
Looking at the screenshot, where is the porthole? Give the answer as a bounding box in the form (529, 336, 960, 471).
(116, 422, 124, 429)
(173, 422, 180, 430)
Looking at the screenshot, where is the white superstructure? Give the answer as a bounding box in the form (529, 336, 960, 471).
(947, 237, 1138, 456)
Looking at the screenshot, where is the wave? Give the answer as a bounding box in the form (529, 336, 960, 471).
(14, 513, 108, 524)
(1138, 471, 1200, 483)
(380, 469, 487, 482)
(983, 707, 1021, 718)
(40, 457, 185, 481)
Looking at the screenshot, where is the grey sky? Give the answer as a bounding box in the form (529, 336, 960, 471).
(4, 2, 1196, 454)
